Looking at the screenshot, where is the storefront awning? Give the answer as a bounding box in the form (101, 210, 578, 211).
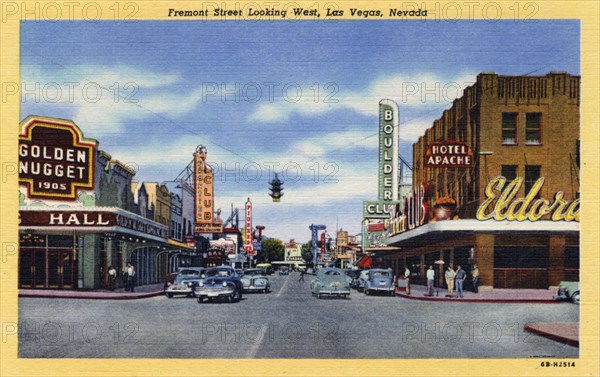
(386, 219, 579, 249)
(355, 255, 372, 268)
(167, 238, 194, 250)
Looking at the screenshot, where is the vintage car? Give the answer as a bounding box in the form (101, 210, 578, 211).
(554, 281, 580, 304)
(194, 266, 243, 303)
(164, 267, 206, 298)
(355, 269, 370, 292)
(363, 269, 395, 296)
(344, 269, 363, 289)
(310, 267, 351, 299)
(279, 267, 290, 276)
(240, 268, 271, 293)
(256, 263, 274, 275)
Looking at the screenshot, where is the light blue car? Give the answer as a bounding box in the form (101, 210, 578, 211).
(310, 267, 351, 299)
(240, 268, 271, 293)
(364, 269, 395, 296)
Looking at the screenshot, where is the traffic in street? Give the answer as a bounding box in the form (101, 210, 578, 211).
(18, 270, 579, 359)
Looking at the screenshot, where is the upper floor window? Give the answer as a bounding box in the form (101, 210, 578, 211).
(501, 165, 518, 182)
(502, 113, 518, 145)
(525, 165, 541, 197)
(526, 113, 542, 145)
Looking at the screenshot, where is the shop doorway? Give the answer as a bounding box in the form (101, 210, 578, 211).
(19, 248, 75, 289)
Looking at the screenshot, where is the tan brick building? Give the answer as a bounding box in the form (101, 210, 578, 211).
(385, 72, 580, 291)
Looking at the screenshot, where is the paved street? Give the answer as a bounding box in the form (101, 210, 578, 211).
(18, 272, 579, 358)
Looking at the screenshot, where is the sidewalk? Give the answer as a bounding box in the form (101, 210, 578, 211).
(18, 283, 165, 300)
(523, 322, 579, 347)
(396, 284, 559, 303)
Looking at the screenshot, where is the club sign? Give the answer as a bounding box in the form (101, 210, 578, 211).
(19, 116, 96, 200)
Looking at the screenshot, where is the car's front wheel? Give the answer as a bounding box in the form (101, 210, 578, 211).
(197, 296, 204, 304)
(166, 293, 173, 298)
(229, 290, 241, 303)
(572, 292, 580, 304)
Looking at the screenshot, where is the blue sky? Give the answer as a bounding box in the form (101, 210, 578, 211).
(20, 20, 579, 243)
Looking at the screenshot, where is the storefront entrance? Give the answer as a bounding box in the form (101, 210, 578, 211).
(19, 234, 76, 289)
(19, 248, 75, 289)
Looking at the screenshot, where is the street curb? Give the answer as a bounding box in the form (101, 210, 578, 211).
(18, 290, 164, 300)
(395, 292, 559, 304)
(524, 323, 579, 347)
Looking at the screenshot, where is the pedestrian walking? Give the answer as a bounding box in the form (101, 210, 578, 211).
(454, 265, 466, 298)
(404, 266, 411, 295)
(426, 266, 435, 296)
(125, 262, 135, 292)
(108, 265, 117, 291)
(471, 264, 480, 293)
(444, 266, 455, 297)
(298, 269, 306, 282)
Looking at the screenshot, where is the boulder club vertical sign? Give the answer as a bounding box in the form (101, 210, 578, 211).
(245, 198, 255, 256)
(19, 116, 96, 200)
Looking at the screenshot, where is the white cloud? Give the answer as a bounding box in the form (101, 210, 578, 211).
(247, 72, 479, 122)
(21, 65, 193, 137)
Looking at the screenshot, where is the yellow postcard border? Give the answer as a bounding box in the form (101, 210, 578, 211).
(1, 1, 598, 376)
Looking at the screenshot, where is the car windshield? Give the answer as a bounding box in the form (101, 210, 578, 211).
(207, 269, 232, 277)
(244, 270, 264, 276)
(371, 271, 390, 277)
(179, 269, 200, 275)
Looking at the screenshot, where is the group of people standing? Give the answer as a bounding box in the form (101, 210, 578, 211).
(442, 264, 479, 297)
(106, 263, 136, 292)
(424, 264, 479, 298)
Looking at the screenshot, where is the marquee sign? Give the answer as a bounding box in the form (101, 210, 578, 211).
(363, 99, 399, 218)
(424, 141, 473, 168)
(19, 116, 97, 200)
(378, 99, 399, 202)
(244, 198, 256, 255)
(19, 209, 170, 239)
(388, 184, 430, 237)
(476, 176, 580, 222)
(193, 145, 222, 234)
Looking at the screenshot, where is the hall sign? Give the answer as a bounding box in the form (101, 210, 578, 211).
(19, 116, 96, 200)
(424, 141, 473, 168)
(476, 176, 580, 222)
(19, 210, 170, 238)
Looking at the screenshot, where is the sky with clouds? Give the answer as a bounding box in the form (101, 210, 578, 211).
(20, 20, 579, 243)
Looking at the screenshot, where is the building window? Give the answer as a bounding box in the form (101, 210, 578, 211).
(501, 165, 518, 182)
(502, 113, 518, 144)
(525, 165, 541, 196)
(525, 113, 542, 145)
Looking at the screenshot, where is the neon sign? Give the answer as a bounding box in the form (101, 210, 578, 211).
(476, 176, 579, 222)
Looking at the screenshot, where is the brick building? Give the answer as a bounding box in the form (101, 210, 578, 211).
(384, 72, 580, 290)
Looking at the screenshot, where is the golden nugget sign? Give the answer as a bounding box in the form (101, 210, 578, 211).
(19, 116, 96, 200)
(425, 141, 473, 168)
(476, 176, 579, 222)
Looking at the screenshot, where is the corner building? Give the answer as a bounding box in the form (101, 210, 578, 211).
(385, 72, 580, 290)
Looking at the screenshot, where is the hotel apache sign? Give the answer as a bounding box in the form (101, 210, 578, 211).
(19, 116, 96, 200)
(424, 141, 473, 168)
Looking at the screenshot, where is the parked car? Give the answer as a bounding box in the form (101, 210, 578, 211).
(194, 266, 243, 303)
(279, 267, 290, 276)
(344, 269, 363, 289)
(240, 268, 271, 293)
(256, 263, 274, 275)
(162, 272, 178, 292)
(554, 281, 580, 304)
(363, 269, 395, 296)
(310, 267, 351, 299)
(355, 269, 370, 292)
(165, 268, 206, 298)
